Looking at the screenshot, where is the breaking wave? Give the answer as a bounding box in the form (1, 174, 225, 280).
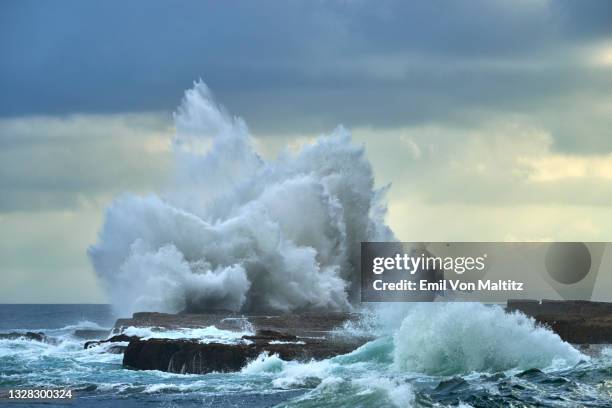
(391, 303, 584, 375)
(89, 81, 393, 315)
(239, 303, 585, 405)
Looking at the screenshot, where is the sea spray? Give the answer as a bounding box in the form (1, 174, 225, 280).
(249, 304, 587, 406)
(392, 303, 583, 375)
(241, 352, 285, 374)
(89, 81, 394, 315)
(3, 306, 610, 407)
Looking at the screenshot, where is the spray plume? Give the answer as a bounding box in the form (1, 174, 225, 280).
(89, 81, 394, 315)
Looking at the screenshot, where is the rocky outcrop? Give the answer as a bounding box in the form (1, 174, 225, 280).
(106, 300, 612, 374)
(243, 329, 298, 342)
(116, 312, 369, 373)
(90, 312, 368, 365)
(114, 311, 360, 338)
(84, 333, 140, 349)
(123, 329, 364, 374)
(124, 339, 253, 373)
(0, 331, 46, 342)
(506, 299, 612, 344)
(107, 345, 128, 354)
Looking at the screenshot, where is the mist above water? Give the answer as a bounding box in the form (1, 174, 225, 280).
(89, 81, 394, 315)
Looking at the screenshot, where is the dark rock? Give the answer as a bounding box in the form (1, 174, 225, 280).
(243, 329, 298, 342)
(84, 333, 139, 349)
(0, 331, 46, 342)
(119, 300, 612, 375)
(116, 311, 370, 374)
(107, 345, 127, 354)
(114, 311, 361, 338)
(124, 339, 255, 373)
(536, 315, 612, 344)
(113, 311, 250, 333)
(506, 299, 612, 344)
(74, 329, 110, 339)
(115, 300, 612, 375)
(123, 335, 363, 374)
(507, 299, 612, 317)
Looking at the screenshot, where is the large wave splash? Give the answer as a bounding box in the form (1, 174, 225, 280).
(89, 81, 394, 315)
(392, 303, 583, 375)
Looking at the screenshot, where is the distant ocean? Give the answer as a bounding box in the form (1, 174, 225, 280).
(1, 303, 611, 407)
(0, 304, 115, 331)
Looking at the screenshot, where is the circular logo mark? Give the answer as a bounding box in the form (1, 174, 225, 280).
(545, 242, 591, 285)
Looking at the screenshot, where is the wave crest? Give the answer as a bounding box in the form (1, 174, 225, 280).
(392, 303, 584, 375)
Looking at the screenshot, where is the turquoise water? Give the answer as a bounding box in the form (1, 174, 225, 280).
(0, 304, 610, 407)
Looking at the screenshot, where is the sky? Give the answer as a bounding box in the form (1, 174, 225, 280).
(1, 0, 612, 303)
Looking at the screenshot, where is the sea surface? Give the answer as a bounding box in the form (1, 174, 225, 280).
(0, 304, 611, 407)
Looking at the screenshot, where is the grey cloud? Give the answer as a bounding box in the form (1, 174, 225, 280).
(0, 114, 172, 212)
(1, 0, 611, 153)
(351, 120, 612, 209)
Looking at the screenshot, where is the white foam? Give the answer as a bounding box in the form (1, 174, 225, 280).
(89, 81, 393, 315)
(268, 340, 305, 345)
(121, 325, 249, 344)
(271, 359, 335, 389)
(241, 352, 285, 374)
(392, 303, 584, 375)
(57, 320, 110, 332)
(353, 376, 415, 408)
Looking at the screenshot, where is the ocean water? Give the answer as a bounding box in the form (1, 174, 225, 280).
(0, 304, 611, 408)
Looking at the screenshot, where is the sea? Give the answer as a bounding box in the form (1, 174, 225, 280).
(0, 303, 610, 407)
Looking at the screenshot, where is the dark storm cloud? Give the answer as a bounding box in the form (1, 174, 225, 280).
(4, 0, 612, 304)
(1, 0, 611, 140)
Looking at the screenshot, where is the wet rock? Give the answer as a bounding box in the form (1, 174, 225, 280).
(113, 311, 250, 332)
(121, 321, 367, 374)
(84, 333, 139, 349)
(243, 329, 298, 342)
(114, 311, 361, 338)
(123, 334, 363, 374)
(107, 345, 128, 354)
(537, 316, 612, 344)
(506, 299, 612, 344)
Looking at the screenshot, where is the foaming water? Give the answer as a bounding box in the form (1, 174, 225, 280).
(392, 303, 584, 375)
(5, 82, 611, 406)
(121, 326, 251, 344)
(1, 304, 611, 407)
(237, 303, 596, 407)
(89, 81, 393, 316)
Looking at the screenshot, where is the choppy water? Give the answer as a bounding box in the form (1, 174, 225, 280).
(0, 304, 610, 407)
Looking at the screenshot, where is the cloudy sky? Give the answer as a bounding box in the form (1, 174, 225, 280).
(1, 0, 612, 303)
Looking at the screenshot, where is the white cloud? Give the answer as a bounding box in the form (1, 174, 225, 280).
(588, 42, 612, 68)
(520, 153, 612, 182)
